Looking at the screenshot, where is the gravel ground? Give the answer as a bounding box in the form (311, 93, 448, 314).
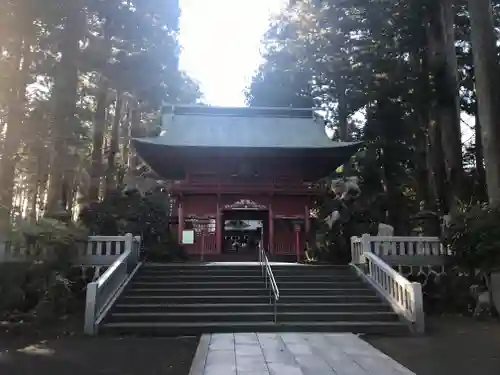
(366, 316, 500, 375)
(0, 320, 199, 375)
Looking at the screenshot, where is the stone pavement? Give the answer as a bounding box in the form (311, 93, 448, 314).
(189, 332, 415, 375)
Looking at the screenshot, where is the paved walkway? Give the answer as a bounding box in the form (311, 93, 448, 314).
(189, 332, 414, 375)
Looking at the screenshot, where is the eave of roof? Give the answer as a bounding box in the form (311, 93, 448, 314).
(138, 105, 360, 149)
(131, 140, 363, 182)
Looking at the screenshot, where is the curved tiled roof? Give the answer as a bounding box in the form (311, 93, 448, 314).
(134, 105, 361, 150)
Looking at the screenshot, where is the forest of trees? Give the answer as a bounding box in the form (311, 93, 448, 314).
(0, 0, 201, 230)
(2, 0, 500, 238)
(246, 0, 500, 234)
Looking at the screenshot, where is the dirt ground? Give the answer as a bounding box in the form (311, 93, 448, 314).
(2, 315, 500, 375)
(366, 316, 500, 375)
(0, 319, 199, 375)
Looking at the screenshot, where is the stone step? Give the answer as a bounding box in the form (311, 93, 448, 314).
(141, 264, 349, 270)
(277, 288, 376, 296)
(129, 281, 366, 289)
(130, 281, 265, 289)
(126, 288, 270, 297)
(100, 263, 409, 336)
(118, 294, 383, 304)
(107, 311, 399, 324)
(139, 267, 352, 277)
(99, 320, 408, 336)
(124, 287, 375, 297)
(113, 302, 392, 314)
(133, 274, 360, 282)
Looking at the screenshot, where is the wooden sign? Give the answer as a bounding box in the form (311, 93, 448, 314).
(224, 199, 266, 210)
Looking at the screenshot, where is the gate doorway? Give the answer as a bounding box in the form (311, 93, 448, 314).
(222, 209, 268, 258)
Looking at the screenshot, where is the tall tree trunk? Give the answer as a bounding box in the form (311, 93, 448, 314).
(88, 79, 108, 201)
(474, 112, 488, 202)
(337, 87, 353, 174)
(128, 105, 141, 171)
(338, 87, 349, 142)
(427, 0, 466, 210)
(414, 46, 436, 212)
(46, 4, 83, 215)
(29, 182, 38, 221)
(121, 101, 131, 167)
(467, 0, 500, 205)
(105, 91, 123, 195)
(428, 116, 450, 214)
(415, 122, 433, 208)
(28, 144, 44, 220)
(0, 36, 32, 229)
(88, 17, 113, 202)
(117, 101, 131, 188)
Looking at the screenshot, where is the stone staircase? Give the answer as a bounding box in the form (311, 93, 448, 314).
(99, 263, 407, 335)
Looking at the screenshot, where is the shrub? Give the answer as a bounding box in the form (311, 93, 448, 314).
(79, 188, 181, 261)
(1, 218, 88, 322)
(441, 203, 500, 274)
(441, 203, 500, 315)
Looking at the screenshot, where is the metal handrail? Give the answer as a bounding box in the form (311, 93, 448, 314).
(259, 242, 280, 322)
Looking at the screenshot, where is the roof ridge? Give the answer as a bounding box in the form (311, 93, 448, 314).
(162, 105, 315, 119)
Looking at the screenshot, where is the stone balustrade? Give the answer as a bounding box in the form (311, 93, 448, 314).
(351, 234, 448, 266)
(0, 234, 138, 267)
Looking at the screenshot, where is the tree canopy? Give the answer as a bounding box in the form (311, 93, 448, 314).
(0, 0, 201, 227)
(246, 0, 500, 234)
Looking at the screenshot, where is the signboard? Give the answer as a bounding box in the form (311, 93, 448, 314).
(224, 199, 266, 210)
(182, 229, 195, 244)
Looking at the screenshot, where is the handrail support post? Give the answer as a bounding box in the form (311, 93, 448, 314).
(274, 298, 277, 323)
(411, 282, 425, 333)
(84, 282, 98, 335)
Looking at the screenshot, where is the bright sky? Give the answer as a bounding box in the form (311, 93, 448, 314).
(179, 0, 286, 107)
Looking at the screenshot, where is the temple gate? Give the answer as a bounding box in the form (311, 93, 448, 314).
(133, 105, 360, 261)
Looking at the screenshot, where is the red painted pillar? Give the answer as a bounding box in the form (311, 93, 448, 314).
(200, 228, 205, 261)
(268, 204, 274, 254)
(177, 199, 184, 244)
(294, 224, 301, 263)
(216, 198, 222, 253)
(305, 205, 310, 234)
(304, 204, 310, 256)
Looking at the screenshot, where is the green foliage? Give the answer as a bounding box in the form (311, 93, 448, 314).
(79, 188, 186, 261)
(9, 217, 88, 265)
(309, 179, 380, 264)
(442, 203, 500, 272)
(0, 0, 202, 221)
(247, 0, 489, 230)
(0, 218, 89, 322)
(0, 262, 80, 322)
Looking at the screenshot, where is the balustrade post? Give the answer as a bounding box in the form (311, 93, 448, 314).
(0, 241, 5, 263)
(124, 233, 133, 272)
(84, 282, 98, 335)
(133, 236, 141, 263)
(350, 236, 358, 263)
(361, 233, 371, 257)
(411, 282, 425, 333)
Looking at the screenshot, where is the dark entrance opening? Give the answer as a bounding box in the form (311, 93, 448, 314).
(222, 209, 268, 259)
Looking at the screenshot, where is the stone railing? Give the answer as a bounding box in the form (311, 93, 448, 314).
(84, 234, 141, 335)
(351, 234, 448, 266)
(0, 235, 135, 266)
(353, 251, 424, 333)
